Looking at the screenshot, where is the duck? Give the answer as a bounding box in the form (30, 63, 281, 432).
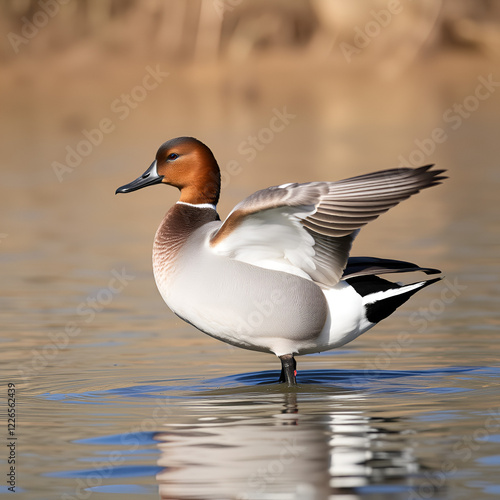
(116, 136, 446, 386)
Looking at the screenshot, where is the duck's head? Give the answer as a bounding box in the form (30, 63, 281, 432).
(116, 137, 221, 205)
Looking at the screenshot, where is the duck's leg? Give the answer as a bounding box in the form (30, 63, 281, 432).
(278, 354, 297, 386)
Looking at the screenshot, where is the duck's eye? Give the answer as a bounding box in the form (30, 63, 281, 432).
(167, 153, 179, 160)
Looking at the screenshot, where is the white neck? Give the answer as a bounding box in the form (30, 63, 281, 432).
(176, 201, 217, 210)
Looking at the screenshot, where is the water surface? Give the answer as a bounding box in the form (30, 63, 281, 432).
(1, 53, 500, 499)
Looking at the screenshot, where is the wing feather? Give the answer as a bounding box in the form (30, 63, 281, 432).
(210, 165, 446, 287)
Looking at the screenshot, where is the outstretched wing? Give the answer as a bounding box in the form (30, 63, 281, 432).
(210, 165, 446, 287)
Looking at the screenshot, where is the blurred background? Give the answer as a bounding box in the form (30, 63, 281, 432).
(2, 0, 499, 271)
(2, 1, 500, 499)
(2, 0, 499, 331)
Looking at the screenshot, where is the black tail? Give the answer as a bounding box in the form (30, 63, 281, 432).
(347, 275, 442, 324)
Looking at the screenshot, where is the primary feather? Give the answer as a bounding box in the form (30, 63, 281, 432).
(210, 165, 446, 287)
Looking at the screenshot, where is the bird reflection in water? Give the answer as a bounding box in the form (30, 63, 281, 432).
(153, 385, 442, 499)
